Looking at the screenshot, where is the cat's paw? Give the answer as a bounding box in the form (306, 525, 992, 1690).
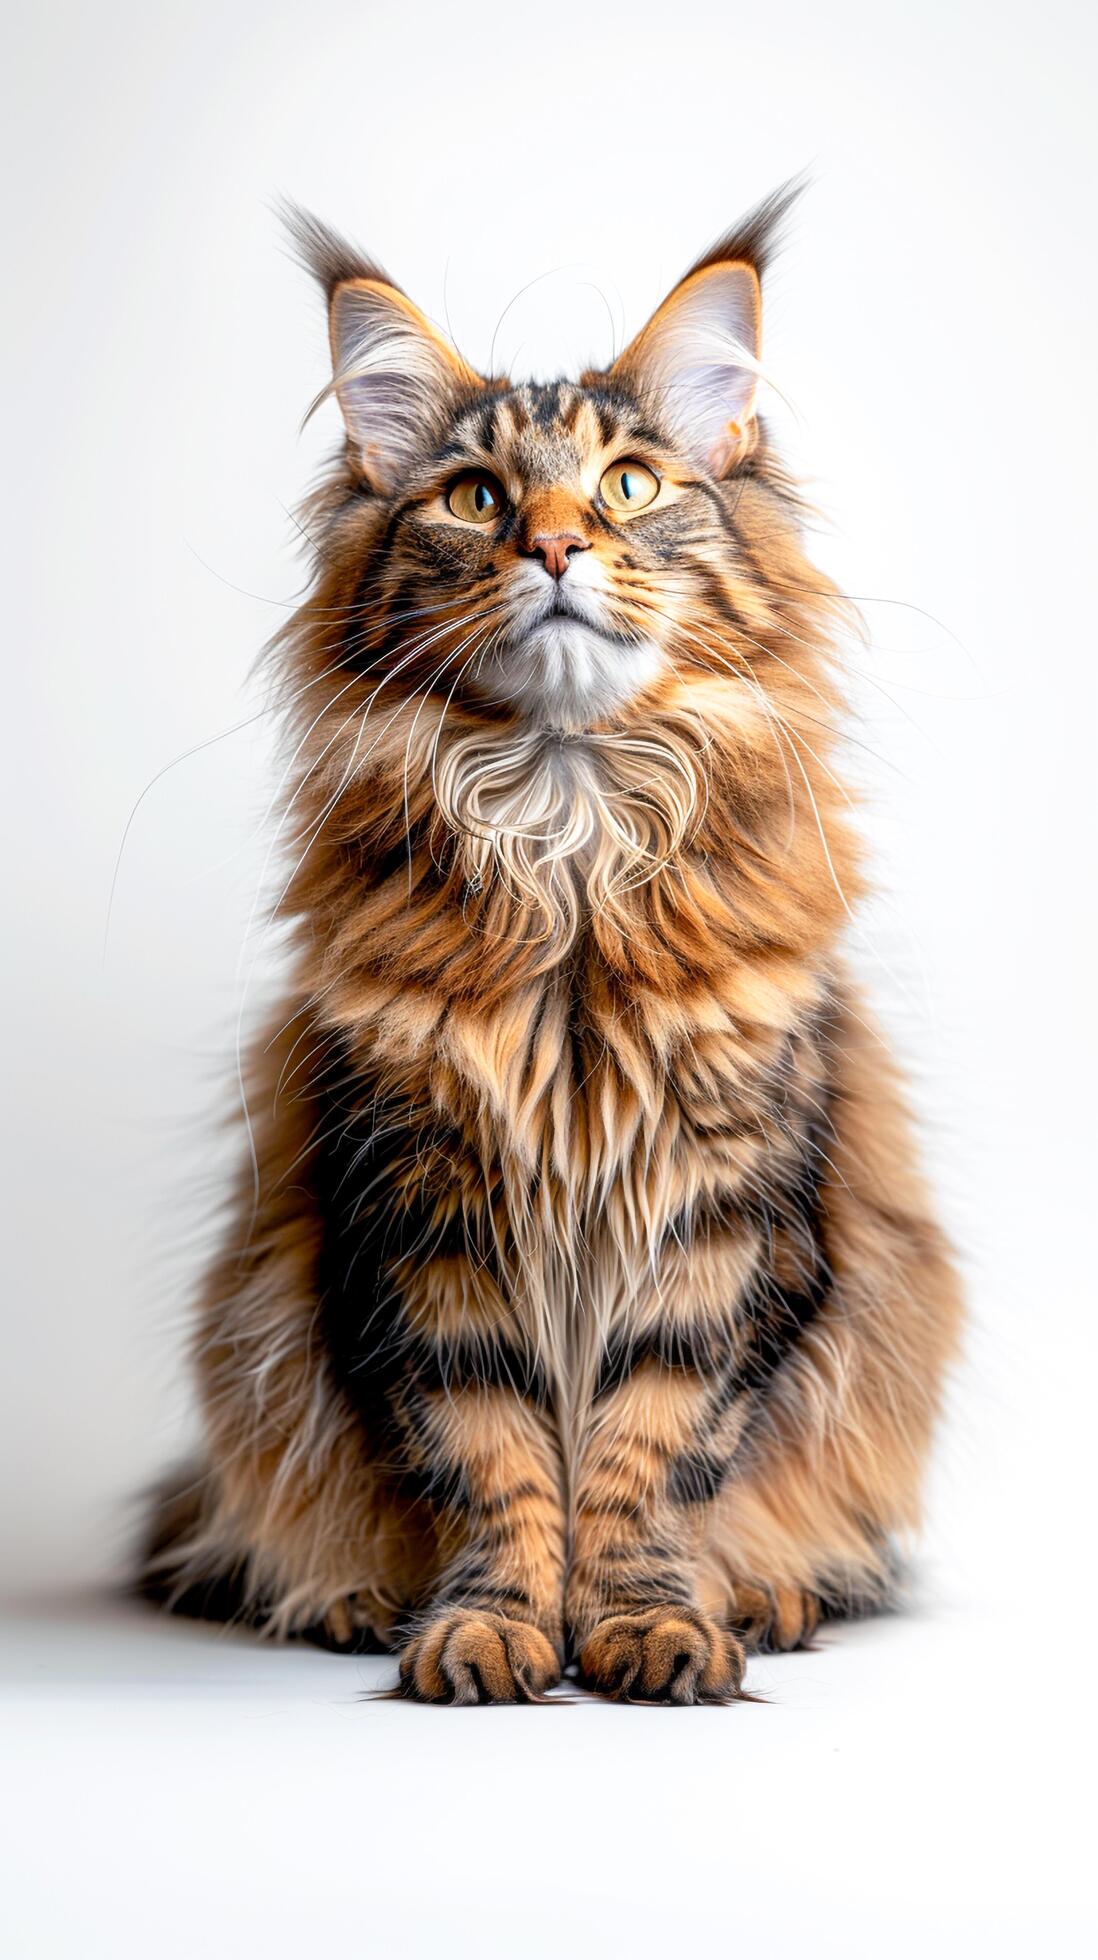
(398, 1608, 561, 1704)
(729, 1579, 820, 1653)
(306, 1594, 388, 1654)
(578, 1604, 745, 1704)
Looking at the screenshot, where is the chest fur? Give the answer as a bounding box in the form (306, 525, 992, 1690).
(323, 954, 826, 1394)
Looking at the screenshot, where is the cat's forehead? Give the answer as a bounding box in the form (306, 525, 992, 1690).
(447, 379, 650, 484)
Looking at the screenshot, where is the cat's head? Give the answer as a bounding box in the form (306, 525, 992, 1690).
(290, 186, 805, 735)
(278, 189, 851, 961)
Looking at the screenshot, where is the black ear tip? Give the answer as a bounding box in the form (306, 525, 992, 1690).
(690, 173, 811, 283)
(273, 195, 397, 301)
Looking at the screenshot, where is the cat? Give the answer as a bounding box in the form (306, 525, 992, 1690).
(140, 184, 962, 1703)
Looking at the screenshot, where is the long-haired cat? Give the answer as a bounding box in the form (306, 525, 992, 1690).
(141, 185, 962, 1703)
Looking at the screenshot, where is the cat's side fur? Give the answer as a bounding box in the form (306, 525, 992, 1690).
(141, 187, 962, 1703)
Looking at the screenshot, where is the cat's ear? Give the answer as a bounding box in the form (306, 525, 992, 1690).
(283, 204, 481, 493)
(610, 181, 801, 477)
(612, 261, 761, 477)
(327, 280, 481, 493)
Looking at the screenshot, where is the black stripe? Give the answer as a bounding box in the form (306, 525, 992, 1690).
(477, 399, 499, 451)
(732, 1113, 833, 1399)
(665, 1091, 835, 1505)
(531, 381, 562, 426)
(312, 1051, 549, 1499)
(667, 1448, 733, 1507)
(593, 1321, 715, 1399)
(402, 1331, 548, 1405)
(313, 1057, 469, 1426)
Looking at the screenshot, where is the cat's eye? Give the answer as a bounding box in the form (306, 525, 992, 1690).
(599, 459, 660, 514)
(447, 473, 504, 525)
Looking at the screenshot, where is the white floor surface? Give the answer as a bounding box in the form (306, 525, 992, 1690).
(2, 1589, 1090, 1958)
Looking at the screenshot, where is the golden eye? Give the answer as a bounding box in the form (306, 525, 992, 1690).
(447, 473, 504, 524)
(599, 459, 660, 514)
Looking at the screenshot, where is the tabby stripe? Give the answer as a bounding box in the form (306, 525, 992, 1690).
(404, 1332, 549, 1405)
(593, 1320, 733, 1399)
(666, 1447, 732, 1507)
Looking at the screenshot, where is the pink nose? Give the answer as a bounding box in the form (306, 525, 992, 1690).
(526, 533, 590, 580)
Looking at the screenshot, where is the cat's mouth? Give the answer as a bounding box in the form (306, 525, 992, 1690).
(477, 608, 665, 727)
(544, 608, 627, 643)
(546, 592, 585, 621)
(540, 590, 627, 643)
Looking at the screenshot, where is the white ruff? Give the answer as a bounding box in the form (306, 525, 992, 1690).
(433, 722, 703, 944)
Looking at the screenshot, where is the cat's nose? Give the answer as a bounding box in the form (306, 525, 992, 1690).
(524, 533, 590, 581)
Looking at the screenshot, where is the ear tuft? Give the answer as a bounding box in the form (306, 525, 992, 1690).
(276, 198, 393, 301)
(687, 173, 808, 287)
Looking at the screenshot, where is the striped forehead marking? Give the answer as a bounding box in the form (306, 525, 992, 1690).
(452, 383, 644, 487)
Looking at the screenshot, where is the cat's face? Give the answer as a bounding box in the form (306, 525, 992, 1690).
(352, 376, 736, 728)
(309, 214, 775, 733)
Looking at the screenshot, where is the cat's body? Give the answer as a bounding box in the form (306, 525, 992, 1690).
(142, 189, 962, 1702)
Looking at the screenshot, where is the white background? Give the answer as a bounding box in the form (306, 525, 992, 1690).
(2, 1, 1095, 1953)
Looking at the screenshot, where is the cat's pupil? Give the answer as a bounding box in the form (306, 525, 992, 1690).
(620, 472, 636, 500)
(475, 482, 493, 512)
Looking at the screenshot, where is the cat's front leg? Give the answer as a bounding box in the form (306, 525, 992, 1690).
(567, 1361, 746, 1704)
(314, 1093, 569, 1701)
(393, 1366, 567, 1704)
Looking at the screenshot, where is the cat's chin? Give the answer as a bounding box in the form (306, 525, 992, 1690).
(475, 616, 665, 731)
